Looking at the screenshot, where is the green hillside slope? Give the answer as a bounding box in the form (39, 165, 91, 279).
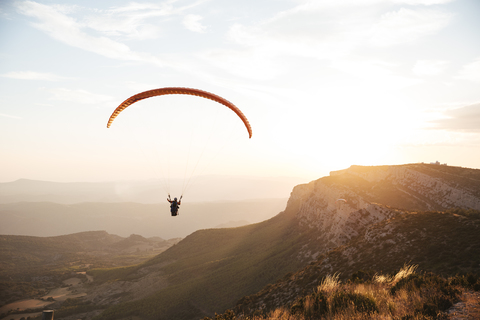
(93, 210, 308, 319)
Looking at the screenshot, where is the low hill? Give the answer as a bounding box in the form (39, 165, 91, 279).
(0, 231, 179, 282)
(79, 163, 480, 320)
(0, 231, 180, 309)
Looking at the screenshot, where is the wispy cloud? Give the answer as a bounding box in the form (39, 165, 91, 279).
(1, 71, 69, 81)
(393, 0, 454, 4)
(49, 88, 113, 104)
(229, 2, 452, 57)
(293, 0, 454, 7)
(412, 60, 449, 76)
(455, 57, 480, 82)
(202, 1, 451, 83)
(369, 8, 451, 46)
(431, 103, 480, 132)
(0, 113, 22, 119)
(183, 14, 206, 33)
(82, 2, 174, 40)
(15, 1, 166, 65)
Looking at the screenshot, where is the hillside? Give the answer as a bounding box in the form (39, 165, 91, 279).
(81, 211, 306, 320)
(234, 209, 480, 316)
(71, 163, 480, 320)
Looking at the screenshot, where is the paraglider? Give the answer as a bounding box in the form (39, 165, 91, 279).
(167, 194, 182, 216)
(107, 87, 252, 138)
(107, 87, 252, 217)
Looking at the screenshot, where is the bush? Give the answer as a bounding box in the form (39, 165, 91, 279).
(330, 291, 378, 315)
(350, 270, 375, 283)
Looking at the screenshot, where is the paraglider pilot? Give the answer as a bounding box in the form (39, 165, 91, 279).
(167, 194, 182, 216)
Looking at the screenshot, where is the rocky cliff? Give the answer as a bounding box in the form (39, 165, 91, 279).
(235, 164, 480, 316)
(283, 164, 480, 264)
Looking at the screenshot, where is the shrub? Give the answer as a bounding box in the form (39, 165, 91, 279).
(350, 270, 375, 283)
(316, 273, 340, 293)
(330, 291, 378, 315)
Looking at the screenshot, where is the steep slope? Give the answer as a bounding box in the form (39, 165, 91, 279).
(79, 164, 480, 320)
(289, 163, 480, 263)
(88, 211, 307, 320)
(234, 209, 480, 316)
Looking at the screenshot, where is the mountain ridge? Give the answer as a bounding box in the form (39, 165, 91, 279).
(0, 199, 287, 238)
(0, 176, 303, 204)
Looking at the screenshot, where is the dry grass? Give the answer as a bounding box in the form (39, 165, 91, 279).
(221, 265, 466, 320)
(316, 273, 341, 293)
(373, 264, 418, 286)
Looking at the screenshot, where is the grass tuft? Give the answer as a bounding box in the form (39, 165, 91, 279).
(317, 273, 341, 293)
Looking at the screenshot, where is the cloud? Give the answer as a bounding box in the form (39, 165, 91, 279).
(49, 88, 113, 104)
(0, 113, 22, 119)
(1, 71, 69, 81)
(221, 5, 364, 68)
(82, 2, 175, 40)
(455, 57, 480, 82)
(293, 0, 453, 7)
(412, 60, 449, 76)
(392, 0, 454, 4)
(200, 48, 285, 80)
(370, 8, 452, 46)
(183, 14, 206, 33)
(431, 103, 480, 132)
(332, 59, 422, 89)
(224, 2, 452, 60)
(15, 1, 165, 65)
(208, 3, 447, 83)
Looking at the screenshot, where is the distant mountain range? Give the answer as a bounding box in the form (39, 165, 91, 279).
(3, 164, 480, 320)
(0, 175, 304, 203)
(0, 199, 287, 238)
(0, 176, 299, 239)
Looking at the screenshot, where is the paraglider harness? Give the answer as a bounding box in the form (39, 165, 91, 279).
(167, 194, 182, 216)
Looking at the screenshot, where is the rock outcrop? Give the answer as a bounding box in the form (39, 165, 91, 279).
(283, 164, 480, 264)
(235, 164, 480, 316)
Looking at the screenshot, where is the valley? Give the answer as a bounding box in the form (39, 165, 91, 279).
(0, 232, 180, 320)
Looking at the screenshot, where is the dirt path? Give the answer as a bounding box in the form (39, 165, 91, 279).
(447, 291, 480, 320)
(0, 299, 52, 315)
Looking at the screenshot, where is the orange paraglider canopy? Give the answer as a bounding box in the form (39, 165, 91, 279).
(107, 87, 252, 138)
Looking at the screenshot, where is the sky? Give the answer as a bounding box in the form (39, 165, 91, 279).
(1, 0, 480, 186)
